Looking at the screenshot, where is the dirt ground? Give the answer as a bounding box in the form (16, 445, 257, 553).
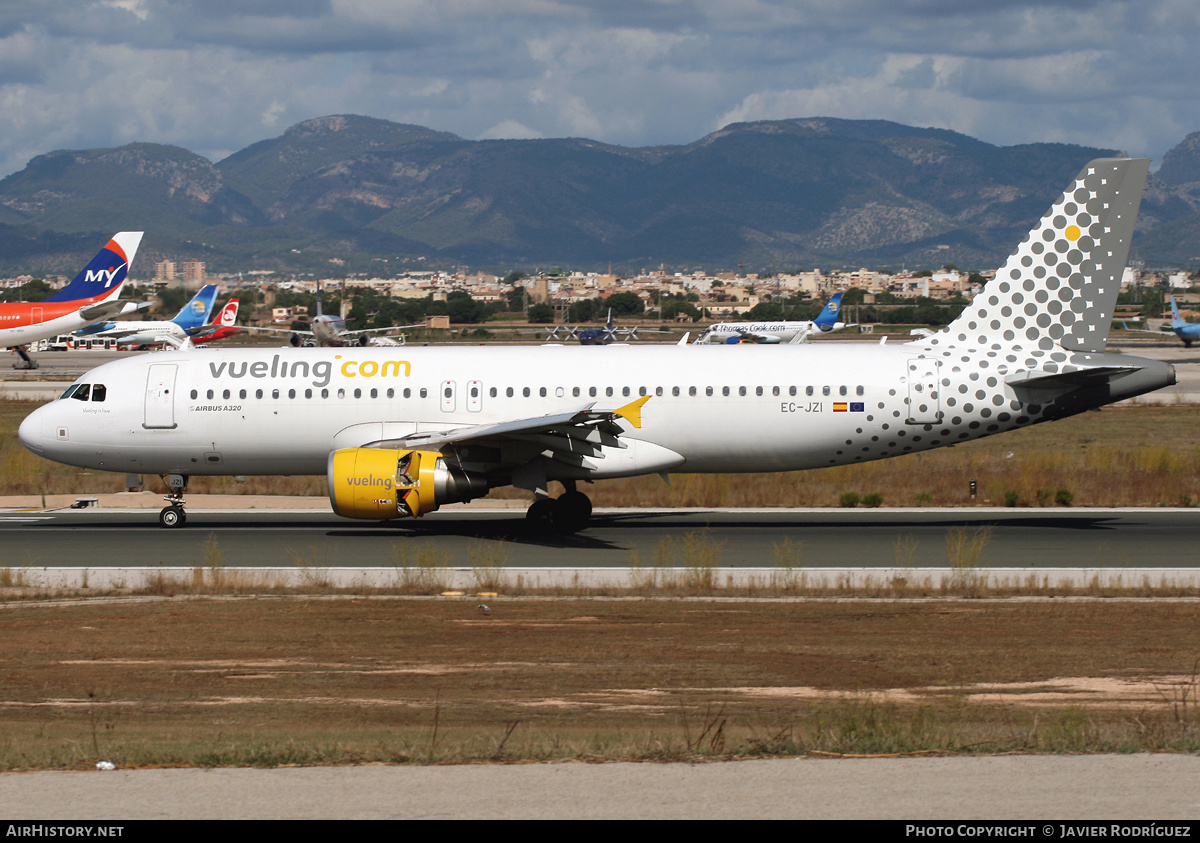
(1, 596, 1198, 767)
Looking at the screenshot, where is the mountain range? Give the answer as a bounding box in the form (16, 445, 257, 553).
(1, 114, 1199, 276)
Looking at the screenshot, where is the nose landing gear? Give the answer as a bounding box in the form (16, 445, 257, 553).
(158, 474, 189, 528)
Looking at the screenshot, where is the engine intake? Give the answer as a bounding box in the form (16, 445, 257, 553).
(327, 448, 489, 520)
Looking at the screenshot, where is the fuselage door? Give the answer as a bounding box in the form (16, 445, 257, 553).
(440, 380, 456, 413)
(31, 307, 43, 325)
(906, 358, 941, 424)
(467, 380, 482, 413)
(143, 363, 178, 429)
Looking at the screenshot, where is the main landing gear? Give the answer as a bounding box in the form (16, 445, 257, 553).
(159, 474, 188, 528)
(525, 483, 593, 534)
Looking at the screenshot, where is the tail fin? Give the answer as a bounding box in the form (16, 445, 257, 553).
(44, 232, 144, 303)
(1170, 296, 1184, 327)
(814, 293, 843, 331)
(919, 158, 1148, 354)
(172, 284, 218, 330)
(214, 299, 239, 328)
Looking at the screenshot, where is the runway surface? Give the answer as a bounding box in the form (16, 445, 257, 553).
(3, 506, 1200, 570)
(3, 755, 1198, 819)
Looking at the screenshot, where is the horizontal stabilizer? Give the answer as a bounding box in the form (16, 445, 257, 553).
(1005, 366, 1138, 391)
(78, 299, 135, 322)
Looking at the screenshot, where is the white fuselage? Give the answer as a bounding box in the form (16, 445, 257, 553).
(86, 320, 189, 346)
(694, 320, 835, 344)
(17, 342, 1168, 481)
(0, 293, 124, 348)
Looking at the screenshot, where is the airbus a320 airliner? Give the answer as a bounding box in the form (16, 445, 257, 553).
(19, 159, 1174, 529)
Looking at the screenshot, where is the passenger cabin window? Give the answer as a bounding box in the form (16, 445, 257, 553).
(190, 389, 198, 400)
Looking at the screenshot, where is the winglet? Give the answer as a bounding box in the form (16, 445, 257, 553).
(615, 395, 651, 429)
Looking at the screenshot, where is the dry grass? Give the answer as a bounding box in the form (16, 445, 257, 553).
(1, 597, 1199, 769)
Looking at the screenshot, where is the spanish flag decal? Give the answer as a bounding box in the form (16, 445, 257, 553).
(833, 402, 848, 412)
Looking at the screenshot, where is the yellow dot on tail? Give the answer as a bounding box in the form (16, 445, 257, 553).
(1064, 225, 1081, 240)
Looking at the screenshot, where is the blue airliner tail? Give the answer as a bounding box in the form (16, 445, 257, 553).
(173, 285, 218, 331)
(1170, 296, 1185, 327)
(814, 293, 842, 331)
(43, 232, 143, 303)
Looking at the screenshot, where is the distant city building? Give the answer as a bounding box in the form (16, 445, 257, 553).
(154, 260, 177, 283)
(182, 260, 205, 288)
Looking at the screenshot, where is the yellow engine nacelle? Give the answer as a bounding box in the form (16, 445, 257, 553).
(327, 448, 488, 520)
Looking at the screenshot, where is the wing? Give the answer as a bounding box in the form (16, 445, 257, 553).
(236, 325, 314, 338)
(1120, 321, 1174, 336)
(78, 299, 137, 322)
(342, 323, 426, 338)
(354, 396, 652, 476)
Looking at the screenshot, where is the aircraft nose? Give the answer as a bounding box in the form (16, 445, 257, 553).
(18, 404, 49, 457)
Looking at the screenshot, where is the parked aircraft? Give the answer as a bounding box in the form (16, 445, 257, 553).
(534, 309, 670, 345)
(1, 232, 143, 367)
(693, 294, 848, 344)
(244, 285, 418, 347)
(1161, 297, 1200, 346)
(191, 299, 241, 346)
(161, 299, 242, 350)
(1140, 297, 1200, 347)
(75, 285, 218, 348)
(19, 159, 1173, 531)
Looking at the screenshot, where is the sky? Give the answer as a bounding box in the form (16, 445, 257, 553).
(0, 0, 1197, 178)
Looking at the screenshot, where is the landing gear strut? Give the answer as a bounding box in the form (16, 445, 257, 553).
(159, 474, 189, 528)
(525, 482, 592, 534)
(10, 345, 37, 370)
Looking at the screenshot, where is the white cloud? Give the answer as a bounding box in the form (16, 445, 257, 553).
(0, 1, 1197, 178)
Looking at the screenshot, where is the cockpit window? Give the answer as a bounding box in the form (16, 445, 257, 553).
(91, 384, 107, 403)
(60, 384, 80, 400)
(71, 384, 91, 402)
